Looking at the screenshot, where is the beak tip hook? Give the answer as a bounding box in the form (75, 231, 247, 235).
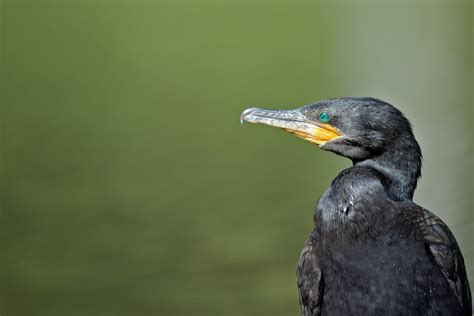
(240, 107, 259, 126)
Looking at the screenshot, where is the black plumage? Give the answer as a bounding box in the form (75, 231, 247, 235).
(241, 97, 471, 315)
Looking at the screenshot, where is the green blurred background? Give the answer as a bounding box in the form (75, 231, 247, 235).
(1, 1, 472, 315)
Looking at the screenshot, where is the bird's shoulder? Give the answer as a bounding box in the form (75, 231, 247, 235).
(297, 229, 323, 316)
(401, 202, 472, 313)
(331, 165, 385, 188)
(319, 166, 392, 217)
(329, 166, 393, 204)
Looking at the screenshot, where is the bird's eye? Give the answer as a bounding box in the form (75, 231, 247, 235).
(319, 112, 330, 123)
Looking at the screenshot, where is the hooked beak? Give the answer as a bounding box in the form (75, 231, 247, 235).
(240, 107, 341, 145)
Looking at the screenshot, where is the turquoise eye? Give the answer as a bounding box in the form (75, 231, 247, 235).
(319, 111, 330, 123)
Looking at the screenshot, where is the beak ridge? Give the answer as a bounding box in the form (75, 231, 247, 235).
(240, 107, 306, 126)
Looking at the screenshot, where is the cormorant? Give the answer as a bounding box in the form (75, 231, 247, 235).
(240, 97, 471, 315)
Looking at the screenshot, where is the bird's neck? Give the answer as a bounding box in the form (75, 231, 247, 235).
(354, 132, 422, 201)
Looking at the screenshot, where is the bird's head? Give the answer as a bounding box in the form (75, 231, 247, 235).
(241, 97, 415, 162)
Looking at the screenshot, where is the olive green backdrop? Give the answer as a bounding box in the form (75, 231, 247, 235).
(1, 1, 472, 315)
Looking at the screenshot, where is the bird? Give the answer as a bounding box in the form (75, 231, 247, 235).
(240, 97, 471, 315)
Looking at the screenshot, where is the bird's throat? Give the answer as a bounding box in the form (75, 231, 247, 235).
(354, 133, 422, 202)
